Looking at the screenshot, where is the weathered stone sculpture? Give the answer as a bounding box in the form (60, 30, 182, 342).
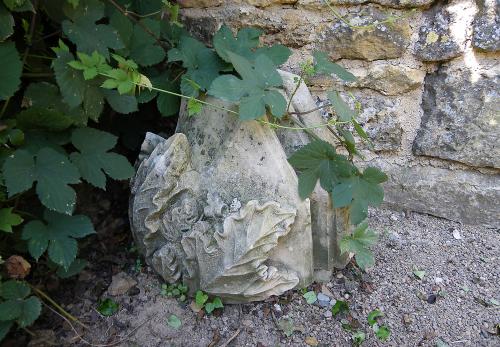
(129, 72, 350, 302)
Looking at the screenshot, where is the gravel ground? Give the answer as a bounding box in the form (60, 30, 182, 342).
(49, 208, 499, 347)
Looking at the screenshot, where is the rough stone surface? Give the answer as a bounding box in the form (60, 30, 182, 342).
(365, 110, 403, 151)
(129, 71, 360, 302)
(299, 0, 436, 9)
(472, 0, 500, 51)
(107, 272, 137, 296)
(178, 0, 222, 7)
(347, 64, 425, 95)
(414, 1, 469, 61)
(317, 8, 411, 61)
(375, 161, 500, 228)
(413, 65, 500, 168)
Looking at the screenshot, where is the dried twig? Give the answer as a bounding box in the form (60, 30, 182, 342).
(219, 328, 241, 347)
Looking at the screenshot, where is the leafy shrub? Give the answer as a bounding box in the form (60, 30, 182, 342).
(0, 0, 386, 339)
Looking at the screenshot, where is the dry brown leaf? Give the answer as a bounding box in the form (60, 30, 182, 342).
(6, 255, 31, 279)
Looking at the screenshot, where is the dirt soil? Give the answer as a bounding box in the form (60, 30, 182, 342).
(5, 199, 499, 347)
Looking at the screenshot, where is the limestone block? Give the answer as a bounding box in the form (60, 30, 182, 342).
(316, 7, 411, 61)
(473, 0, 500, 52)
(413, 64, 500, 168)
(374, 160, 500, 228)
(414, 1, 473, 61)
(178, 0, 222, 7)
(180, 5, 317, 47)
(299, 0, 436, 9)
(347, 64, 425, 95)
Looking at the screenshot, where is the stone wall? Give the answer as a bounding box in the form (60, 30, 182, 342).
(178, 0, 499, 227)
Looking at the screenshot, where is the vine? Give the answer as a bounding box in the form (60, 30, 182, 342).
(0, 0, 387, 340)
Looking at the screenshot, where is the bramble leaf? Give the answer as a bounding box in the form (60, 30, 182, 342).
(331, 300, 349, 316)
(56, 258, 88, 278)
(52, 42, 104, 120)
(22, 210, 94, 269)
(313, 51, 356, 82)
(0, 4, 14, 41)
(62, 0, 123, 60)
(2, 147, 80, 214)
(16, 296, 41, 328)
(0, 208, 23, 233)
(0, 321, 13, 341)
(102, 89, 138, 114)
(0, 42, 22, 100)
(0, 280, 30, 300)
(70, 128, 134, 189)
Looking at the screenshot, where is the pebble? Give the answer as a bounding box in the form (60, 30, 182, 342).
(317, 293, 331, 307)
(435, 277, 444, 284)
(452, 229, 462, 240)
(107, 272, 137, 296)
(390, 214, 398, 221)
(323, 310, 333, 318)
(273, 303, 282, 312)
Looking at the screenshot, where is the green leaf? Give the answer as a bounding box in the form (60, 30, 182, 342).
(62, 0, 123, 60)
(195, 290, 208, 307)
(167, 314, 181, 329)
(168, 36, 223, 95)
(352, 331, 365, 346)
(56, 258, 88, 278)
(352, 119, 368, 141)
(0, 280, 30, 300)
(373, 324, 390, 341)
(288, 140, 354, 196)
(2, 149, 36, 196)
(0, 208, 23, 232)
(22, 210, 94, 269)
(204, 302, 215, 313)
(209, 52, 285, 120)
(97, 298, 118, 316)
(208, 75, 246, 102)
(0, 300, 21, 320)
(340, 222, 377, 270)
(52, 45, 104, 120)
(0, 3, 14, 41)
(213, 25, 291, 66)
(413, 269, 426, 280)
(331, 167, 387, 224)
(327, 91, 356, 122)
(17, 296, 41, 328)
(152, 74, 180, 117)
(303, 291, 317, 304)
(0, 321, 13, 342)
(213, 25, 262, 62)
(70, 128, 134, 189)
(128, 19, 165, 67)
(0, 42, 22, 100)
(187, 98, 202, 117)
(212, 297, 223, 309)
(367, 309, 384, 326)
(3, 0, 32, 12)
(102, 89, 138, 114)
(254, 44, 292, 66)
(331, 300, 349, 316)
(313, 51, 356, 82)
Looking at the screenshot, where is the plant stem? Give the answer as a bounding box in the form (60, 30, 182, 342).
(30, 285, 89, 330)
(0, 98, 10, 119)
(107, 0, 169, 50)
(289, 103, 332, 116)
(286, 72, 304, 114)
(22, 72, 54, 78)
